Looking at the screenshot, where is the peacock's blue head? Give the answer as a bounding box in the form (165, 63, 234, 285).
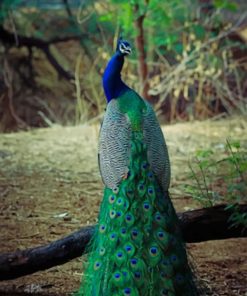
(103, 37, 131, 102)
(116, 38, 132, 56)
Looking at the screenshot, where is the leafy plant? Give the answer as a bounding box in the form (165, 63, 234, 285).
(99, 0, 247, 120)
(185, 140, 247, 228)
(185, 148, 217, 207)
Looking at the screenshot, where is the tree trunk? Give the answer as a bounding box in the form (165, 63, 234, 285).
(0, 204, 246, 281)
(134, 4, 150, 100)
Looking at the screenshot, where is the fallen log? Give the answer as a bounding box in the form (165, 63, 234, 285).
(0, 204, 246, 281)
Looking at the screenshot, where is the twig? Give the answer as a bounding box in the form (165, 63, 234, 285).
(154, 12, 247, 111)
(3, 58, 28, 128)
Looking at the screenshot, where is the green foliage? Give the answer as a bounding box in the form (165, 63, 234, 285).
(98, 0, 246, 119)
(186, 149, 217, 207)
(213, 0, 238, 11)
(0, 0, 20, 23)
(185, 140, 247, 228)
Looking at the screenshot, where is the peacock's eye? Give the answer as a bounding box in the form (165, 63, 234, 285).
(119, 42, 131, 54)
(120, 44, 125, 52)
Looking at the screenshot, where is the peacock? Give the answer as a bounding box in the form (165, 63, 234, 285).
(78, 38, 199, 296)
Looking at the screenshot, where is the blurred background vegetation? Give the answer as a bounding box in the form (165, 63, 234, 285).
(0, 0, 246, 132)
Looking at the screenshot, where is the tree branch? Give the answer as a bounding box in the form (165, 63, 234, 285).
(0, 204, 246, 281)
(42, 46, 73, 80)
(0, 26, 80, 80)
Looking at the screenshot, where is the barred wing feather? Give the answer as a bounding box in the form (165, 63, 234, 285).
(98, 99, 131, 189)
(143, 101, 171, 192)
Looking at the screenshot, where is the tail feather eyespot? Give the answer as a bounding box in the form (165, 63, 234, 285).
(124, 243, 135, 256)
(93, 261, 102, 271)
(113, 186, 119, 194)
(109, 209, 116, 219)
(99, 247, 105, 256)
(109, 195, 116, 204)
(99, 224, 106, 233)
(141, 161, 148, 170)
(175, 273, 185, 285)
(149, 246, 159, 257)
(123, 287, 131, 295)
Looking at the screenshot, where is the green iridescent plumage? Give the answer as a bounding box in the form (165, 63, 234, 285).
(77, 131, 198, 295)
(117, 91, 146, 131)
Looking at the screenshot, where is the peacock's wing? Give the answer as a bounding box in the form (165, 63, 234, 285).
(98, 99, 131, 190)
(143, 101, 171, 192)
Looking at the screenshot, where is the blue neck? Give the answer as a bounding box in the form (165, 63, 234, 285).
(103, 52, 130, 103)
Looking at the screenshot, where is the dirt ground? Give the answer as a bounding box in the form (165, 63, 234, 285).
(0, 116, 246, 296)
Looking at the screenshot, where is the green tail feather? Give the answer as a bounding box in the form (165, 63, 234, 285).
(77, 132, 198, 296)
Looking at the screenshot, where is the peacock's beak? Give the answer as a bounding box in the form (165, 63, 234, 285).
(125, 47, 132, 55)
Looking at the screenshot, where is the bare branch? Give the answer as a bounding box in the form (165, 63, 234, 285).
(0, 204, 246, 281)
(0, 26, 80, 80)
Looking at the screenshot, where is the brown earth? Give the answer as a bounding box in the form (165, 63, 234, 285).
(0, 116, 246, 296)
